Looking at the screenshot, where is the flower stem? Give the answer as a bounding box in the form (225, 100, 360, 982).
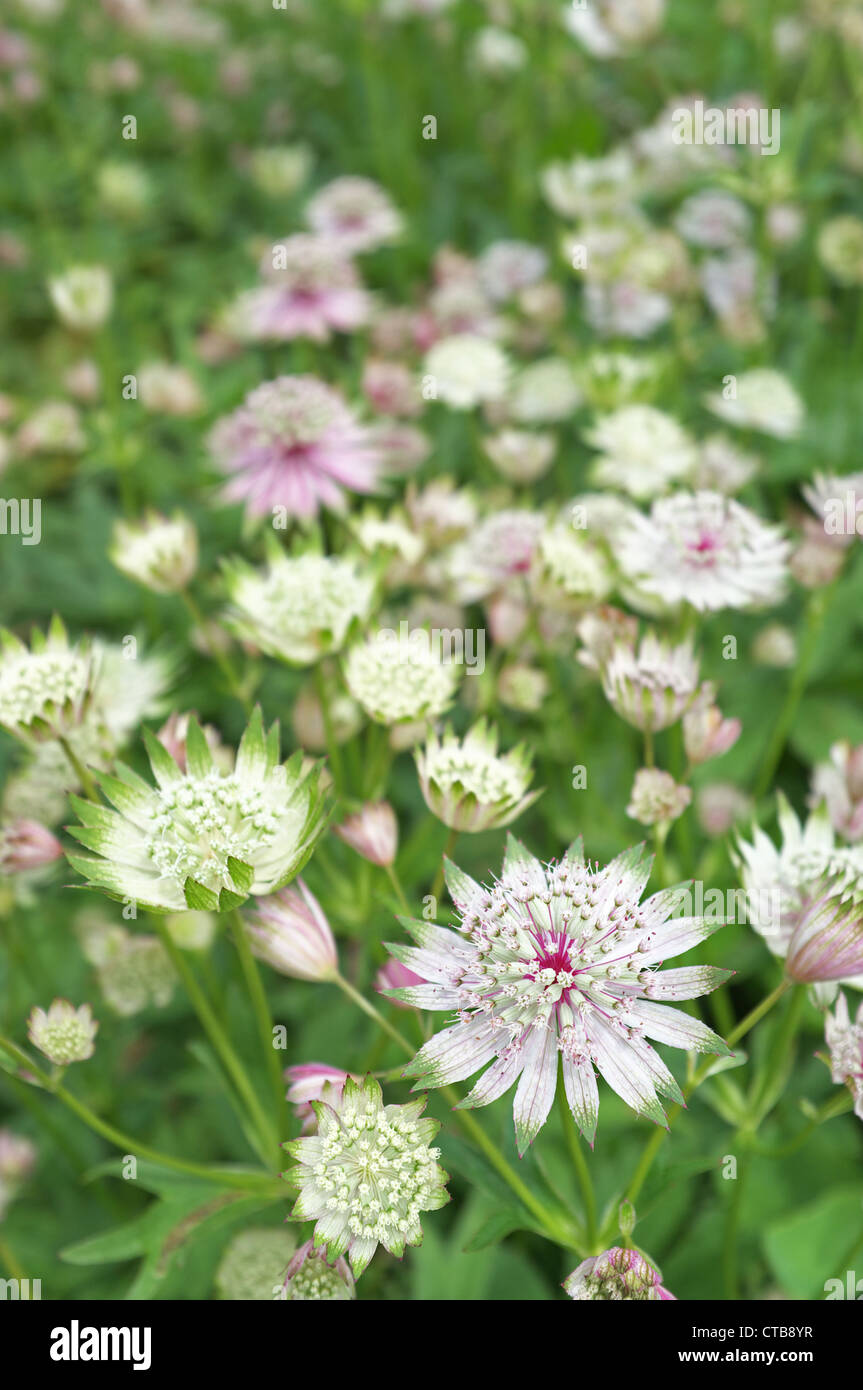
(384, 862, 412, 916)
(557, 1081, 598, 1251)
(229, 909, 289, 1138)
(58, 735, 99, 801)
(314, 661, 345, 792)
(152, 919, 280, 1168)
(179, 588, 251, 714)
(752, 585, 835, 799)
(333, 971, 414, 1058)
(0, 1035, 276, 1191)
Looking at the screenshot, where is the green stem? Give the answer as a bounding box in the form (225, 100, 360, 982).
(314, 661, 345, 792)
(152, 919, 279, 1168)
(58, 736, 99, 801)
(557, 1080, 598, 1250)
(753, 585, 835, 799)
(725, 978, 792, 1051)
(722, 1144, 750, 1300)
(384, 862, 412, 917)
(334, 971, 414, 1058)
(432, 826, 458, 901)
(179, 589, 250, 714)
(0, 1036, 274, 1191)
(229, 910, 289, 1139)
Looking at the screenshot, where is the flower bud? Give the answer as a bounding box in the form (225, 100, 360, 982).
(110, 511, 198, 595)
(282, 1239, 355, 1300)
(215, 1228, 296, 1301)
(334, 801, 398, 867)
(626, 768, 691, 826)
(375, 959, 424, 1009)
(564, 1246, 675, 1301)
(27, 999, 98, 1065)
(245, 881, 337, 982)
(285, 1062, 354, 1132)
(0, 818, 63, 872)
(47, 265, 113, 332)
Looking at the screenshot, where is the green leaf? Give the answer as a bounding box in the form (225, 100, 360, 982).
(764, 1187, 863, 1299)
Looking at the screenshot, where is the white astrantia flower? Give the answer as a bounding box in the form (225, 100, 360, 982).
(704, 368, 803, 439)
(47, 265, 113, 332)
(67, 710, 329, 913)
(27, 999, 98, 1065)
(691, 433, 759, 495)
(532, 522, 613, 610)
(0, 617, 95, 744)
(284, 1075, 449, 1277)
(733, 796, 863, 985)
(509, 357, 582, 423)
(584, 405, 697, 499)
(388, 836, 731, 1153)
(415, 720, 541, 833)
(597, 630, 700, 733)
(109, 511, 198, 595)
(343, 632, 459, 725)
(824, 994, 863, 1121)
(423, 334, 511, 409)
(627, 768, 692, 826)
(615, 491, 790, 612)
(223, 548, 376, 665)
(802, 469, 863, 545)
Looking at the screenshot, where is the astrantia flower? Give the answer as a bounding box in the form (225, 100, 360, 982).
(0, 617, 95, 743)
(802, 469, 863, 546)
(564, 1246, 675, 1301)
(284, 1075, 449, 1277)
(305, 176, 403, 254)
(691, 433, 759, 494)
(343, 633, 459, 726)
(674, 190, 752, 249)
(223, 549, 375, 666)
(477, 240, 547, 302)
(447, 509, 545, 602)
(47, 264, 112, 332)
(215, 1228, 297, 1301)
(483, 429, 556, 483)
(817, 215, 863, 286)
(627, 768, 691, 826)
(415, 720, 540, 833)
(704, 368, 803, 439)
(226, 235, 371, 343)
(509, 357, 582, 423)
(67, 711, 329, 913)
(682, 685, 741, 765)
(811, 741, 863, 842)
(137, 361, 203, 416)
(286, 1063, 355, 1133)
(282, 1240, 355, 1300)
(334, 800, 398, 867)
(27, 999, 98, 1065)
(584, 405, 696, 499)
(16, 400, 86, 456)
(97, 933, 176, 1017)
(424, 334, 510, 409)
(209, 376, 381, 520)
(824, 994, 863, 1121)
(109, 511, 198, 595)
(532, 522, 613, 610)
(0, 818, 63, 872)
(734, 797, 863, 984)
(244, 879, 337, 982)
(596, 630, 700, 733)
(616, 491, 790, 612)
(389, 837, 730, 1152)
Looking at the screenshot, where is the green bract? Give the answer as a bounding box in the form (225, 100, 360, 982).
(67, 709, 329, 913)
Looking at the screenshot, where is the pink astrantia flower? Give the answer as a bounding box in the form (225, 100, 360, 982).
(245, 880, 337, 982)
(285, 1063, 354, 1132)
(334, 801, 398, 867)
(209, 375, 381, 520)
(824, 993, 863, 1121)
(375, 959, 425, 1009)
(304, 177, 403, 254)
(388, 836, 731, 1153)
(0, 818, 63, 872)
(226, 234, 370, 343)
(564, 1246, 676, 1301)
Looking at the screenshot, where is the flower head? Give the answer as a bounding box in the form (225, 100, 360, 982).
(110, 511, 198, 595)
(477, 240, 547, 302)
(305, 176, 403, 254)
(415, 720, 540, 833)
(286, 1063, 355, 1132)
(223, 548, 375, 665)
(616, 491, 790, 612)
(0, 617, 95, 743)
(824, 994, 863, 1121)
(47, 265, 112, 331)
(282, 1239, 355, 1300)
(344, 632, 459, 726)
(226, 235, 371, 343)
(627, 768, 691, 826)
(811, 741, 863, 842)
(0, 818, 63, 872)
(390, 836, 730, 1152)
(245, 879, 337, 982)
(215, 1228, 297, 1301)
(209, 375, 381, 521)
(447, 509, 545, 602)
(704, 368, 803, 439)
(564, 1246, 675, 1301)
(584, 405, 696, 499)
(596, 629, 700, 733)
(682, 685, 741, 764)
(68, 710, 329, 913)
(284, 1075, 449, 1277)
(27, 999, 98, 1065)
(423, 334, 511, 409)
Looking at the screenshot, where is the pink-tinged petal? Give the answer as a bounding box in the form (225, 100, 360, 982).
(513, 1024, 558, 1155)
(384, 982, 462, 1011)
(625, 1032, 684, 1105)
(385, 942, 464, 986)
(786, 893, 863, 983)
(402, 1017, 499, 1088)
(631, 999, 732, 1055)
(622, 914, 724, 966)
(456, 1044, 527, 1109)
(589, 1017, 668, 1127)
(562, 1055, 599, 1144)
(638, 965, 733, 1001)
